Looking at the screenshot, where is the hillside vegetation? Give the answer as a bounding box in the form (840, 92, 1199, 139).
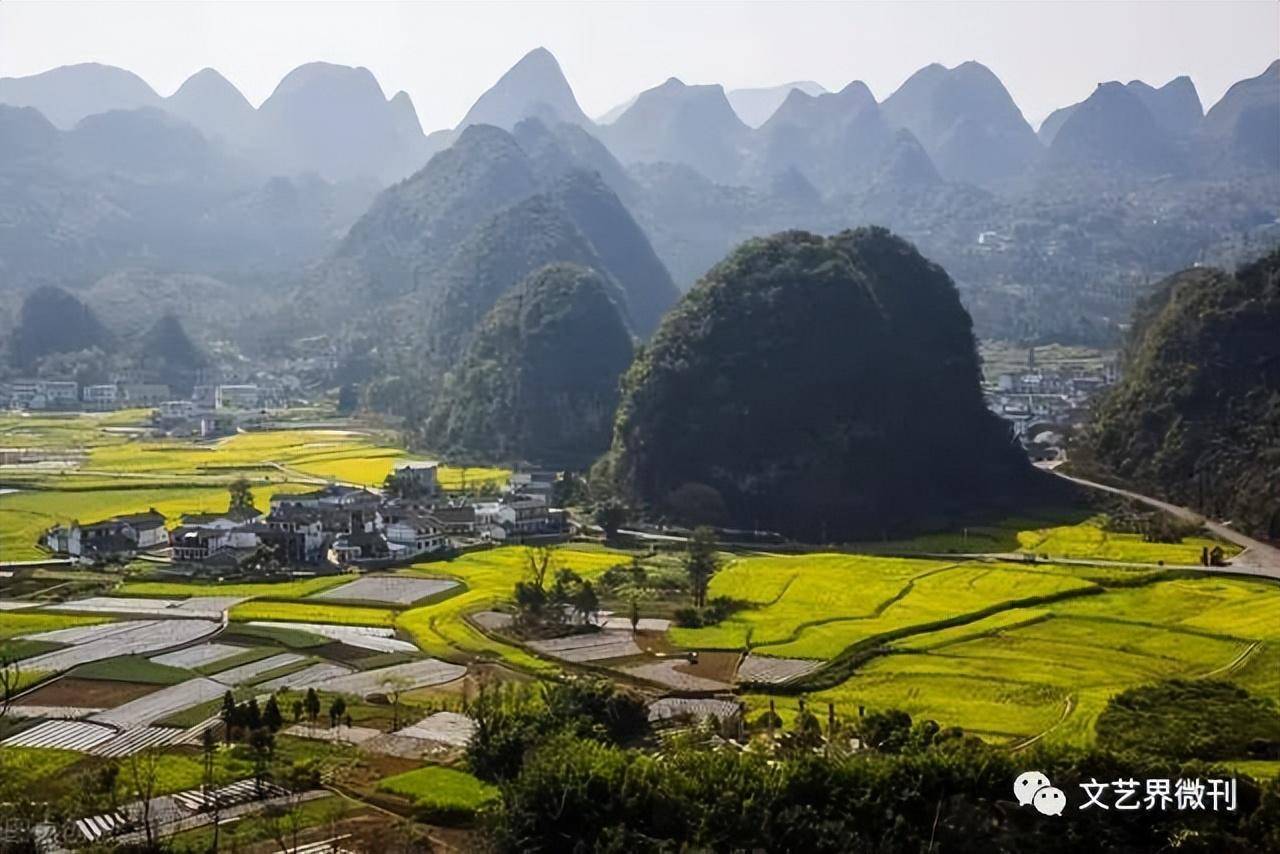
(599, 227, 1046, 540)
(424, 263, 633, 465)
(1078, 249, 1280, 539)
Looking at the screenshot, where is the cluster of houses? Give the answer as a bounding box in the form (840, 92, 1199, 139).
(41, 462, 561, 573)
(984, 351, 1118, 462)
(0, 376, 283, 416)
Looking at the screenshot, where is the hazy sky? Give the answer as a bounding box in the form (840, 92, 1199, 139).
(1, 1, 1276, 129)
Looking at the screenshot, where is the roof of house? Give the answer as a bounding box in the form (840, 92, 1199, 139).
(181, 507, 261, 525)
(433, 506, 476, 522)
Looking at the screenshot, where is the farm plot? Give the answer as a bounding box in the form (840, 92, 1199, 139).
(313, 575, 459, 605)
(622, 660, 731, 692)
(736, 654, 821, 685)
(667, 554, 955, 651)
(1, 720, 116, 751)
(395, 546, 628, 672)
(750, 563, 1098, 660)
(257, 662, 353, 692)
(14, 675, 160, 708)
(1015, 517, 1238, 564)
(20, 618, 220, 672)
(321, 658, 466, 696)
(151, 643, 243, 669)
(245, 621, 417, 653)
(88, 727, 185, 758)
(755, 575, 1280, 747)
(46, 596, 243, 619)
(229, 601, 397, 628)
(119, 575, 349, 599)
(649, 698, 741, 723)
(527, 631, 642, 663)
(90, 677, 228, 728)
(394, 711, 476, 747)
(211, 653, 306, 686)
(0, 611, 110, 641)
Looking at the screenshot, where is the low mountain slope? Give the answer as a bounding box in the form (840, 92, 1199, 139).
(1079, 249, 1280, 539)
(600, 227, 1037, 540)
(423, 264, 633, 464)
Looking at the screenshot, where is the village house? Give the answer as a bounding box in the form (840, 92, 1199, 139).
(432, 505, 477, 535)
(390, 459, 441, 496)
(507, 471, 558, 498)
(385, 511, 448, 556)
(82, 384, 118, 410)
(215, 384, 260, 410)
(43, 509, 168, 560)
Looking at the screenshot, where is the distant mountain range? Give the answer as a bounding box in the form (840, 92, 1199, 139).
(0, 48, 1276, 358)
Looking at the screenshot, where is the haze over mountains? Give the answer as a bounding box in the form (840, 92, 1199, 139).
(0, 47, 1276, 380)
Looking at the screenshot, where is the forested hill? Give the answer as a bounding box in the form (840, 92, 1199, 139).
(1078, 248, 1280, 540)
(423, 263, 633, 466)
(598, 227, 1045, 541)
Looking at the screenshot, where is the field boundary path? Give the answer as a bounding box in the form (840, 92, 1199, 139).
(1050, 470, 1280, 580)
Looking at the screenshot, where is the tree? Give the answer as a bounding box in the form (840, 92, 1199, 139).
(228, 477, 257, 515)
(857, 709, 913, 754)
(220, 690, 238, 744)
(683, 526, 720, 608)
(291, 698, 303, 724)
(304, 688, 321, 728)
(0, 653, 22, 721)
(573, 581, 600, 626)
(125, 748, 161, 848)
(629, 596, 640, 636)
(337, 383, 359, 414)
(381, 676, 409, 730)
(593, 501, 627, 541)
(328, 697, 347, 730)
(263, 694, 284, 733)
(243, 697, 263, 731)
(248, 728, 275, 797)
(201, 727, 223, 852)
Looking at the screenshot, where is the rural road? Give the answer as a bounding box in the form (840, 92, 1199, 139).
(1048, 468, 1280, 581)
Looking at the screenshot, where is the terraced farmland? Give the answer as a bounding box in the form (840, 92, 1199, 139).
(395, 546, 629, 672)
(670, 554, 1099, 658)
(743, 573, 1280, 747)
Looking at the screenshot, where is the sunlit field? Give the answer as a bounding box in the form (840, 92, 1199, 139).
(396, 545, 629, 672)
(743, 574, 1280, 747)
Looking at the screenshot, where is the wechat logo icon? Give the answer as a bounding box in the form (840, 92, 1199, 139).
(1015, 771, 1066, 817)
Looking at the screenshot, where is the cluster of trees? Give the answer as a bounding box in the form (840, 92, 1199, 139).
(468, 689, 1280, 853)
(510, 547, 600, 631)
(465, 677, 650, 783)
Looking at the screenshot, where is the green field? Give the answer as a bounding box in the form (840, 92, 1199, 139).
(0, 611, 110, 641)
(396, 545, 629, 672)
(1, 416, 508, 561)
(377, 765, 499, 817)
(670, 554, 1099, 658)
(119, 575, 350, 599)
(863, 514, 1238, 566)
(744, 574, 1280, 747)
(70, 654, 193, 684)
(228, 600, 398, 627)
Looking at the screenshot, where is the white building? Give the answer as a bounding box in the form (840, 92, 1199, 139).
(82, 384, 118, 409)
(386, 513, 448, 555)
(215, 384, 260, 410)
